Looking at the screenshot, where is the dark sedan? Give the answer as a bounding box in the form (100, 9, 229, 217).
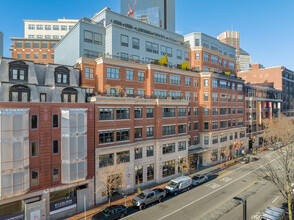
(91, 205, 127, 220)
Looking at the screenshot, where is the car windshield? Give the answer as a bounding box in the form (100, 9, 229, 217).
(136, 192, 147, 199)
(167, 181, 177, 188)
(102, 207, 111, 216)
(192, 175, 200, 180)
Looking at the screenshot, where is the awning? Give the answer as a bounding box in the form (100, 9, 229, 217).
(189, 147, 210, 154)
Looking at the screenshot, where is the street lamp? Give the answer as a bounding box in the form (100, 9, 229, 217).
(233, 197, 247, 220)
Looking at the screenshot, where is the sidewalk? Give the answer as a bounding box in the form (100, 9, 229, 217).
(66, 158, 243, 220)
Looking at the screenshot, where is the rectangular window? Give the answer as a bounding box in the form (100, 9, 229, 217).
(178, 108, 186, 117)
(204, 122, 209, 130)
(135, 148, 143, 159)
(170, 75, 181, 85)
(134, 127, 142, 139)
(212, 107, 218, 115)
(45, 25, 51, 30)
(116, 108, 130, 120)
(152, 43, 159, 54)
(220, 135, 227, 142)
(195, 52, 200, 60)
(84, 30, 93, 43)
(193, 122, 198, 130)
(60, 25, 67, 31)
(163, 108, 175, 117)
(52, 115, 59, 128)
(220, 94, 227, 102)
(170, 91, 181, 100)
(145, 41, 152, 52)
(117, 151, 130, 164)
(194, 108, 199, 116)
(146, 127, 154, 137)
(146, 108, 154, 118)
(204, 107, 209, 116)
(162, 143, 175, 154)
(220, 80, 227, 89)
(204, 79, 209, 87)
(167, 47, 172, 57)
(99, 108, 114, 120)
(31, 170, 39, 186)
(154, 90, 167, 99)
(99, 130, 114, 144)
(238, 95, 243, 102)
(132, 38, 139, 49)
(194, 136, 199, 145)
(135, 166, 143, 184)
(212, 121, 218, 129)
(25, 53, 30, 59)
(162, 160, 175, 177)
(31, 142, 39, 157)
(203, 53, 209, 62)
(53, 25, 59, 30)
(85, 67, 94, 79)
(162, 125, 175, 136)
(126, 70, 134, 81)
(178, 124, 186, 134)
(211, 55, 218, 64)
(178, 141, 186, 151)
(147, 164, 154, 181)
(186, 92, 190, 101)
(204, 93, 209, 101)
(212, 136, 218, 144)
(220, 121, 227, 129)
(204, 136, 209, 145)
(99, 153, 114, 168)
(121, 35, 129, 47)
(28, 24, 35, 30)
(240, 131, 245, 138)
(238, 108, 244, 114)
(40, 93, 46, 102)
(52, 140, 59, 154)
(220, 108, 227, 115)
(37, 24, 43, 30)
(212, 79, 218, 88)
(94, 33, 102, 45)
(43, 54, 47, 59)
(177, 50, 182, 59)
(52, 166, 60, 181)
(116, 129, 130, 142)
(154, 73, 167, 83)
(138, 71, 144, 82)
(185, 77, 191, 86)
(31, 115, 38, 129)
(126, 88, 134, 97)
(212, 93, 218, 102)
(106, 67, 119, 79)
(42, 42, 48, 49)
(146, 146, 154, 157)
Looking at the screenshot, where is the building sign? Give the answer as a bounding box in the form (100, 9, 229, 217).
(49, 196, 77, 215)
(258, 101, 262, 125)
(0, 212, 24, 220)
(269, 102, 272, 121)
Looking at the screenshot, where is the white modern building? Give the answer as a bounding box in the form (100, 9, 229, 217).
(120, 0, 175, 32)
(54, 7, 188, 66)
(239, 48, 252, 72)
(0, 31, 3, 57)
(24, 18, 78, 40)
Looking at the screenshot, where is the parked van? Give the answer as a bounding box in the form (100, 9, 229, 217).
(165, 176, 192, 196)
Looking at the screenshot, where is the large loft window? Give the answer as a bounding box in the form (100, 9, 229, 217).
(61, 87, 78, 103)
(9, 85, 30, 102)
(54, 66, 70, 85)
(9, 60, 29, 82)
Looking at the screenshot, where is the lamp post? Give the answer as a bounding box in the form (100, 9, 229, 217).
(233, 197, 247, 220)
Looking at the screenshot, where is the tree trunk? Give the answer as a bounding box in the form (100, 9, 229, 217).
(288, 183, 292, 220)
(108, 193, 111, 206)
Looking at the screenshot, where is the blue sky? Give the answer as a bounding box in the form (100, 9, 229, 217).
(0, 0, 293, 69)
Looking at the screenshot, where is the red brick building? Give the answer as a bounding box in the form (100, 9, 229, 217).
(10, 38, 58, 64)
(0, 102, 95, 219)
(238, 64, 294, 116)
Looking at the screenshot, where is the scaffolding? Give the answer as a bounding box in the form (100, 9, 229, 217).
(0, 108, 30, 200)
(61, 108, 88, 184)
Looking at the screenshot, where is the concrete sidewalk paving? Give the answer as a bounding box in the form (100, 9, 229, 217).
(66, 158, 245, 220)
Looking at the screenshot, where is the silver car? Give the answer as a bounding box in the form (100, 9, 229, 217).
(192, 174, 208, 186)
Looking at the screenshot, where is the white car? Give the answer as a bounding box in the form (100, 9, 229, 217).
(192, 174, 208, 186)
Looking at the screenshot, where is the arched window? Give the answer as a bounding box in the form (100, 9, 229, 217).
(9, 85, 30, 102)
(9, 60, 29, 82)
(54, 66, 70, 85)
(61, 88, 78, 103)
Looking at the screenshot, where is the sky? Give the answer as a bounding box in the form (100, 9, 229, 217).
(0, 0, 293, 69)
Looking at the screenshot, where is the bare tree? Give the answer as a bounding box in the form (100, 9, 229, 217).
(255, 116, 294, 220)
(97, 163, 126, 206)
(234, 139, 245, 158)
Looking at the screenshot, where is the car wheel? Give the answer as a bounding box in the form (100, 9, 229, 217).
(120, 212, 125, 218)
(174, 191, 178, 196)
(139, 204, 145, 210)
(159, 196, 164, 203)
(187, 186, 190, 191)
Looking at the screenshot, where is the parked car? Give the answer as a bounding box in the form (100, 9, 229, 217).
(165, 176, 192, 196)
(91, 205, 127, 220)
(240, 157, 251, 164)
(260, 206, 286, 220)
(269, 142, 283, 151)
(131, 188, 166, 210)
(191, 174, 208, 186)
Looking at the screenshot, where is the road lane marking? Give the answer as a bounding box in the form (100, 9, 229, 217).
(220, 177, 232, 182)
(206, 183, 221, 189)
(272, 196, 279, 203)
(157, 157, 278, 220)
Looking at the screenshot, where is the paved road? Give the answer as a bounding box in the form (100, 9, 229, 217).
(124, 151, 279, 220)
